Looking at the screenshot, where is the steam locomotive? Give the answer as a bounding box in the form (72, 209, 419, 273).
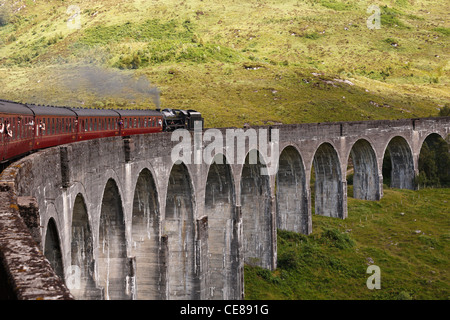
(0, 99, 203, 163)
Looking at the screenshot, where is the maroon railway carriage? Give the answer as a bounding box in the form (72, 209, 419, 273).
(114, 109, 163, 136)
(28, 104, 79, 150)
(70, 107, 122, 141)
(0, 100, 34, 162)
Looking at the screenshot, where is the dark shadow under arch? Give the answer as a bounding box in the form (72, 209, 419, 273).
(348, 139, 380, 200)
(131, 168, 161, 300)
(98, 179, 129, 300)
(165, 162, 196, 299)
(276, 146, 309, 234)
(44, 217, 64, 280)
(240, 150, 273, 270)
(382, 136, 415, 190)
(417, 133, 450, 188)
(312, 143, 344, 218)
(205, 154, 238, 299)
(70, 194, 98, 299)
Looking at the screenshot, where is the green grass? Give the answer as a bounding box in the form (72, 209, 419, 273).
(245, 187, 450, 300)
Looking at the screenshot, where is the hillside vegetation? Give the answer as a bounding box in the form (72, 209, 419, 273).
(245, 187, 450, 300)
(0, 0, 449, 128)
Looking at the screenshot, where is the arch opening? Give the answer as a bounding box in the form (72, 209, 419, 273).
(312, 143, 344, 218)
(165, 162, 196, 299)
(205, 154, 238, 300)
(346, 140, 380, 201)
(276, 146, 309, 234)
(240, 150, 272, 270)
(131, 169, 160, 300)
(417, 133, 450, 188)
(70, 194, 98, 299)
(98, 179, 129, 300)
(382, 136, 414, 189)
(44, 218, 64, 280)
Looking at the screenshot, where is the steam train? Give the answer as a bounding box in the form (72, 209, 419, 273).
(0, 99, 203, 163)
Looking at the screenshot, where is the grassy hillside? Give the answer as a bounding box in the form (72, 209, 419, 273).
(0, 0, 449, 128)
(245, 187, 450, 300)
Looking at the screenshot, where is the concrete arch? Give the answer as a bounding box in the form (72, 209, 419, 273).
(97, 178, 129, 300)
(276, 145, 310, 234)
(383, 136, 415, 189)
(417, 132, 450, 187)
(418, 132, 448, 153)
(240, 149, 273, 270)
(205, 153, 238, 300)
(165, 162, 196, 299)
(348, 139, 380, 200)
(131, 168, 161, 300)
(70, 193, 98, 300)
(312, 142, 345, 218)
(44, 217, 64, 280)
(418, 131, 450, 153)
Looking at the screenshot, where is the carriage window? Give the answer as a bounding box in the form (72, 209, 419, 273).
(13, 118, 17, 140)
(124, 118, 128, 129)
(16, 118, 20, 140)
(18, 117, 22, 139)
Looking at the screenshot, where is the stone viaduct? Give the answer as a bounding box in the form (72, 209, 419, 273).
(0, 117, 449, 300)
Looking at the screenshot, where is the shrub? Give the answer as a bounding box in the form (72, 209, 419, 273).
(0, 6, 10, 26)
(319, 228, 355, 249)
(277, 247, 299, 270)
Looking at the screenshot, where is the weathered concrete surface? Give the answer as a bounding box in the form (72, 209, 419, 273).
(0, 185, 73, 300)
(0, 116, 448, 300)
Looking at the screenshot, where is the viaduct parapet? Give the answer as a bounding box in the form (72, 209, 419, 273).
(0, 117, 448, 300)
